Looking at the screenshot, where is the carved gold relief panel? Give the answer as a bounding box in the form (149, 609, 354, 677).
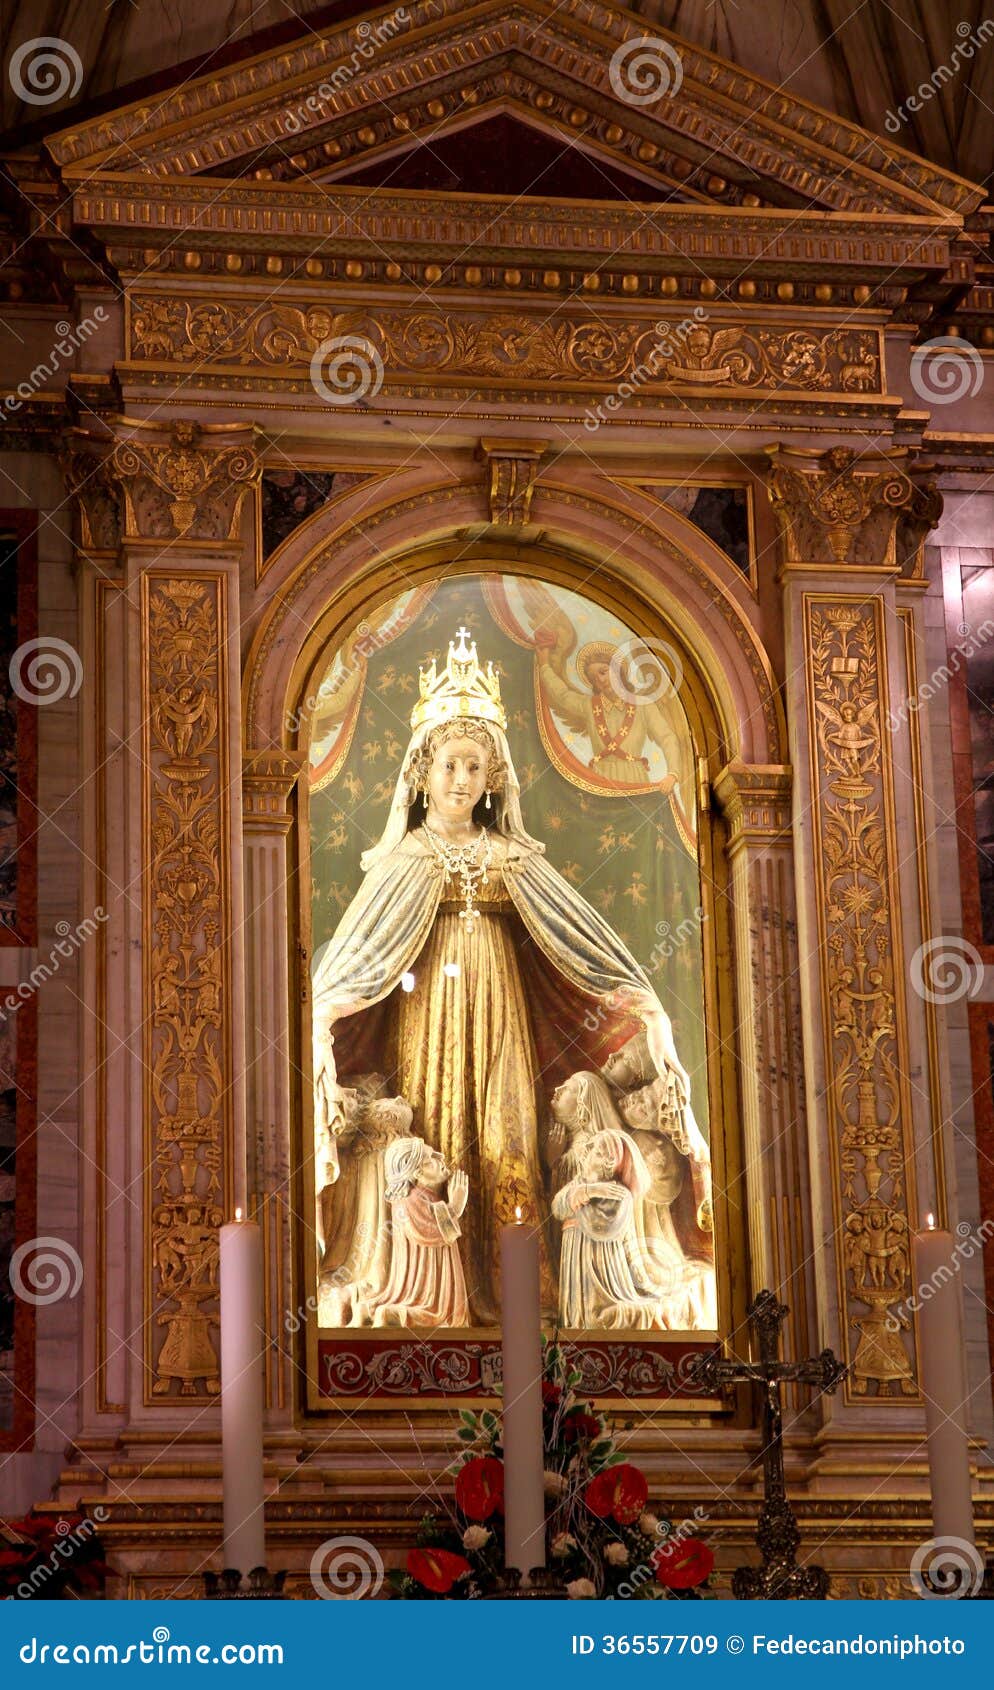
(127, 294, 882, 397)
(803, 595, 919, 1400)
(142, 573, 231, 1401)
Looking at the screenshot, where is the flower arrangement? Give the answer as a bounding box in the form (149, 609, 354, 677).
(0, 1512, 110, 1600)
(389, 1342, 713, 1599)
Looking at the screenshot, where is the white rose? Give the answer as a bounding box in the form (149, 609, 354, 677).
(543, 1469, 567, 1497)
(567, 1577, 597, 1599)
(462, 1525, 491, 1551)
(551, 1532, 577, 1559)
(639, 1512, 661, 1537)
(603, 1541, 629, 1566)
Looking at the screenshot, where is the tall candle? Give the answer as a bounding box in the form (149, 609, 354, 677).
(220, 1208, 266, 1576)
(500, 1211, 546, 1576)
(912, 1216, 975, 1546)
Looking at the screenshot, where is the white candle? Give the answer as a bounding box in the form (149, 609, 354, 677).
(912, 1215, 975, 1546)
(500, 1210, 546, 1575)
(220, 1208, 267, 1576)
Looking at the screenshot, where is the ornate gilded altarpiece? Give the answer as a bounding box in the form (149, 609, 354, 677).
(12, 0, 989, 1591)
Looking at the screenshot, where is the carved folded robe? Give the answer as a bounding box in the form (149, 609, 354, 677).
(551, 1177, 665, 1331)
(312, 828, 665, 1323)
(368, 1184, 469, 1329)
(312, 829, 661, 1030)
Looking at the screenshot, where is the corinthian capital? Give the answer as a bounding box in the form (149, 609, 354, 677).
(764, 445, 939, 574)
(63, 416, 261, 545)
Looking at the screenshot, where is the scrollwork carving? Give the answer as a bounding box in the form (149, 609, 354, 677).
(766, 445, 918, 569)
(805, 599, 918, 1397)
(144, 576, 232, 1399)
(64, 418, 260, 544)
(129, 296, 881, 398)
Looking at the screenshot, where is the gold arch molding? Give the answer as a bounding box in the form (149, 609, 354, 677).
(242, 477, 786, 770)
(281, 549, 752, 1382)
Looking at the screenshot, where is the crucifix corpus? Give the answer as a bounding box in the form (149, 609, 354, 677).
(688, 1289, 847, 1599)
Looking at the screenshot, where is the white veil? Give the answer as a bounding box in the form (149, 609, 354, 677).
(359, 717, 543, 870)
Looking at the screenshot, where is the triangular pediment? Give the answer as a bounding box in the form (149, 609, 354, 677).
(329, 109, 671, 202)
(47, 0, 981, 220)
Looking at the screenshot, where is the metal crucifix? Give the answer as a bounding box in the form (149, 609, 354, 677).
(688, 1289, 848, 1599)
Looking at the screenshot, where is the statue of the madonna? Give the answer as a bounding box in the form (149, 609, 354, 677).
(312, 629, 708, 1326)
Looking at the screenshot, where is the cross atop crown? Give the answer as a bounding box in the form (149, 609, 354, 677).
(410, 627, 507, 733)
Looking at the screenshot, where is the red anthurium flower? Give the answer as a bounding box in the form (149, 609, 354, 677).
(455, 1455, 505, 1521)
(584, 1463, 648, 1524)
(9, 1517, 52, 1542)
(563, 1411, 601, 1443)
(406, 1547, 471, 1594)
(651, 1537, 715, 1590)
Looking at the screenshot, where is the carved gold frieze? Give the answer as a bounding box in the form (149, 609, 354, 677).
(143, 574, 232, 1400)
(128, 296, 883, 398)
(804, 597, 918, 1399)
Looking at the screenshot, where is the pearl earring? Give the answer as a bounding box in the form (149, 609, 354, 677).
(485, 790, 492, 809)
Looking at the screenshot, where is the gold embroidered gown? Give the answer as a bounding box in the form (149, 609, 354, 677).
(394, 832, 547, 1324)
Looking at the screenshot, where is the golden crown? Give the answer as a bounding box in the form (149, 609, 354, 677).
(410, 627, 507, 733)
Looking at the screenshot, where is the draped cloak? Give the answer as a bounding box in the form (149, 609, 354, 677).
(310, 716, 692, 1325)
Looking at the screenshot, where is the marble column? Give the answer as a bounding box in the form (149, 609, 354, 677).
(712, 762, 818, 1377)
(242, 750, 304, 1420)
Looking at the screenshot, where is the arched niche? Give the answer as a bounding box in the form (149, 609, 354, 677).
(239, 476, 795, 1415)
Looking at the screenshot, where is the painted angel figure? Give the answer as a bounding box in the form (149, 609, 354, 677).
(517, 579, 695, 810)
(311, 628, 706, 1325)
